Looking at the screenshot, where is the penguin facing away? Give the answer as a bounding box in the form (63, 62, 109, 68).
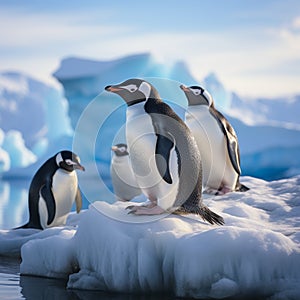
(110, 143, 142, 201)
(18, 150, 85, 229)
(180, 84, 249, 194)
(105, 79, 224, 225)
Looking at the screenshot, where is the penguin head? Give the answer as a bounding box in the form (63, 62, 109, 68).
(180, 85, 213, 107)
(55, 151, 85, 172)
(105, 78, 160, 106)
(111, 143, 129, 157)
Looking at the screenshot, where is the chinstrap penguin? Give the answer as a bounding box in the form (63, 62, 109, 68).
(105, 79, 224, 225)
(110, 143, 142, 201)
(17, 150, 85, 229)
(180, 84, 249, 195)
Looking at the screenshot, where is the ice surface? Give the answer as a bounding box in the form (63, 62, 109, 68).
(1, 176, 299, 299)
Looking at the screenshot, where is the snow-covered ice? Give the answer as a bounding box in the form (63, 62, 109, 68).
(1, 176, 299, 299)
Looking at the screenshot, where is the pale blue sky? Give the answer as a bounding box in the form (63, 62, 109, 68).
(0, 0, 300, 97)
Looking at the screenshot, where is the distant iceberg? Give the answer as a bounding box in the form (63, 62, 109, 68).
(1, 54, 300, 181)
(0, 71, 73, 175)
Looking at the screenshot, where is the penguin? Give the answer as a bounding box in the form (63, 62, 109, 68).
(105, 79, 224, 225)
(180, 84, 249, 195)
(110, 143, 142, 201)
(17, 150, 85, 229)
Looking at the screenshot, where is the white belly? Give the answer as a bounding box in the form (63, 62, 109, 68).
(126, 103, 179, 210)
(111, 155, 141, 200)
(39, 169, 78, 229)
(186, 106, 237, 190)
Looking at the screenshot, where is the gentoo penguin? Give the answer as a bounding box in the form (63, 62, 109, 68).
(105, 79, 224, 225)
(180, 84, 249, 194)
(110, 143, 142, 201)
(17, 150, 85, 229)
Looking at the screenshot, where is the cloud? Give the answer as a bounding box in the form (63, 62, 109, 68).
(1, 4, 300, 97)
(292, 16, 300, 29)
(0, 8, 131, 48)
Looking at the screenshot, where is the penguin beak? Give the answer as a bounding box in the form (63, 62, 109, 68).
(111, 146, 118, 152)
(75, 163, 85, 171)
(180, 84, 190, 92)
(105, 85, 122, 93)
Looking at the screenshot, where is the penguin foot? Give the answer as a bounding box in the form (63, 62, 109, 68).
(203, 187, 219, 195)
(126, 200, 157, 211)
(127, 205, 165, 215)
(215, 186, 233, 195)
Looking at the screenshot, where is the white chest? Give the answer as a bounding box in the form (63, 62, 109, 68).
(185, 106, 227, 185)
(125, 103, 179, 210)
(111, 155, 137, 187)
(39, 169, 78, 228)
(52, 169, 78, 211)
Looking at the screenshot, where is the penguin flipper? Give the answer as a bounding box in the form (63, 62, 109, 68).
(155, 134, 174, 184)
(75, 188, 82, 213)
(210, 108, 241, 175)
(40, 184, 56, 226)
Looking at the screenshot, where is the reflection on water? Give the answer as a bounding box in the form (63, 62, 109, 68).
(0, 179, 29, 229)
(20, 275, 174, 300)
(0, 258, 174, 300)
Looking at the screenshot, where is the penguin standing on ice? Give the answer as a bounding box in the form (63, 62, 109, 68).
(105, 79, 224, 225)
(110, 143, 142, 201)
(180, 84, 249, 194)
(18, 150, 85, 229)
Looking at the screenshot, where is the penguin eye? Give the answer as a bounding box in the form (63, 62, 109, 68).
(121, 84, 138, 93)
(119, 147, 126, 152)
(65, 159, 76, 166)
(191, 89, 201, 96)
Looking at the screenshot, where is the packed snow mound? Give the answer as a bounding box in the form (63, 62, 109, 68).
(0, 176, 296, 299)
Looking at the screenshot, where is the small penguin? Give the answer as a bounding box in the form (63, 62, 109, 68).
(18, 150, 85, 229)
(105, 79, 224, 225)
(110, 143, 142, 201)
(180, 84, 249, 194)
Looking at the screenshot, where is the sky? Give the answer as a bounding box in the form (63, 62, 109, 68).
(0, 0, 300, 98)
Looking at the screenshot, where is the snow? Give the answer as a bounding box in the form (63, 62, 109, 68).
(1, 176, 299, 299)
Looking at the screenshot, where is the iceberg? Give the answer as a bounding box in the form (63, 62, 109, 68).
(53, 54, 300, 181)
(1, 53, 300, 181)
(0, 176, 299, 299)
(0, 71, 73, 175)
(1, 130, 37, 168)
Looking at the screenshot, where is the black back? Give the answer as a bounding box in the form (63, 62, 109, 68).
(26, 156, 58, 229)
